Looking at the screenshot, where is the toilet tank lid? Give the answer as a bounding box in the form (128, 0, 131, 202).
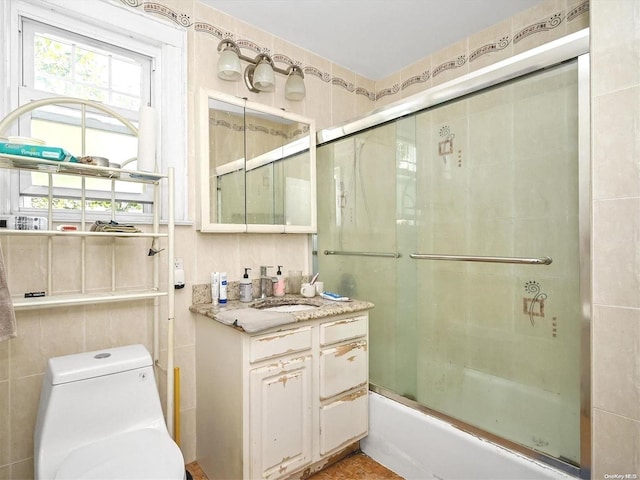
(46, 344, 153, 385)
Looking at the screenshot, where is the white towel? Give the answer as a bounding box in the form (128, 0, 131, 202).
(215, 308, 295, 333)
(0, 242, 17, 341)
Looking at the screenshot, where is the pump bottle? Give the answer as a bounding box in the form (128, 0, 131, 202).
(274, 265, 285, 297)
(240, 267, 253, 302)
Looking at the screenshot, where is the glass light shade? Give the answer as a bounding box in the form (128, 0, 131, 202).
(217, 49, 241, 81)
(252, 60, 275, 92)
(285, 71, 306, 101)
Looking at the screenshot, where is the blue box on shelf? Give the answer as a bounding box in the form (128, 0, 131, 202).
(0, 142, 77, 162)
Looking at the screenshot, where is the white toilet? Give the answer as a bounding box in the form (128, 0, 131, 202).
(34, 344, 185, 480)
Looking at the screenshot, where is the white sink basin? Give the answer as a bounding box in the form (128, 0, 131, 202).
(261, 304, 318, 312)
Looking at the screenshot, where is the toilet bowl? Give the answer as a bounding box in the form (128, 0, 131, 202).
(34, 344, 185, 479)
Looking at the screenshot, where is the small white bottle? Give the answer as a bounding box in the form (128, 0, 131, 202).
(219, 272, 228, 305)
(240, 268, 252, 303)
(211, 272, 219, 306)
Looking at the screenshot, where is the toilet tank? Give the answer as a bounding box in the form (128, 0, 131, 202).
(34, 345, 168, 479)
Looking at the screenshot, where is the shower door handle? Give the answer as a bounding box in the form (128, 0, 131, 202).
(409, 253, 552, 265)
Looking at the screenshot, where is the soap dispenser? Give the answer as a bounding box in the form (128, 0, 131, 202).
(274, 265, 285, 297)
(240, 268, 252, 303)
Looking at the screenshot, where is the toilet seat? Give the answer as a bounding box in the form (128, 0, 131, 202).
(54, 428, 184, 480)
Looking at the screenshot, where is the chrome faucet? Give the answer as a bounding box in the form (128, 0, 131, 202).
(259, 266, 277, 299)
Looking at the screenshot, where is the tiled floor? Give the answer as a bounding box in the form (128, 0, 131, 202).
(185, 452, 404, 480)
(307, 452, 404, 479)
(185, 461, 207, 480)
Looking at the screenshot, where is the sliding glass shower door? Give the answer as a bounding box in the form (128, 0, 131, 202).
(317, 60, 582, 465)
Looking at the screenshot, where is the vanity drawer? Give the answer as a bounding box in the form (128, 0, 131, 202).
(320, 339, 368, 399)
(320, 315, 367, 346)
(319, 387, 368, 455)
(250, 326, 312, 363)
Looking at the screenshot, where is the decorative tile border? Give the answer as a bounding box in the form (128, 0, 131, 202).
(469, 36, 510, 63)
(514, 12, 564, 44)
(400, 70, 430, 91)
(331, 77, 355, 93)
(212, 119, 243, 133)
(210, 116, 310, 140)
(193, 21, 226, 39)
(376, 84, 400, 101)
(273, 53, 302, 68)
(390, 0, 588, 97)
(129, 1, 194, 27)
(568, 1, 589, 22)
(432, 55, 467, 78)
(304, 66, 332, 83)
(120, 0, 589, 105)
(355, 87, 376, 101)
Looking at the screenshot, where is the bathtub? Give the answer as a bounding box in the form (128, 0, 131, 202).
(361, 392, 576, 480)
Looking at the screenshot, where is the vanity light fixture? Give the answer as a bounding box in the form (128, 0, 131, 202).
(217, 39, 306, 101)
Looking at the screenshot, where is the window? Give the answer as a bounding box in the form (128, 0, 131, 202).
(1, 0, 187, 223)
(19, 19, 152, 213)
(27, 22, 147, 110)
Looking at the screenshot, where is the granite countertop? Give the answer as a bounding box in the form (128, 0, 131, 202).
(189, 294, 374, 330)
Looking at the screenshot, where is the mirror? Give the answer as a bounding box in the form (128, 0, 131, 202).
(196, 90, 316, 233)
(207, 97, 245, 227)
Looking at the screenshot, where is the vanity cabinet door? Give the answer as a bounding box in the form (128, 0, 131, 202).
(250, 354, 313, 480)
(319, 387, 368, 455)
(319, 339, 368, 399)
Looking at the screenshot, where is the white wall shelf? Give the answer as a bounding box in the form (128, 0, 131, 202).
(0, 153, 166, 183)
(13, 290, 167, 310)
(0, 229, 167, 238)
(0, 96, 177, 437)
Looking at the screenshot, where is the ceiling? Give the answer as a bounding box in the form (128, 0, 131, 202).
(201, 0, 543, 80)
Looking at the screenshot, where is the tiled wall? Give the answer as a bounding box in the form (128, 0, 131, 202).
(0, 0, 595, 478)
(590, 0, 640, 478)
(376, 0, 589, 107)
(0, 235, 162, 478)
(126, 0, 589, 129)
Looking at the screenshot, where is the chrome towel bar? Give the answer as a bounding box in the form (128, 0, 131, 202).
(409, 253, 552, 265)
(324, 250, 402, 258)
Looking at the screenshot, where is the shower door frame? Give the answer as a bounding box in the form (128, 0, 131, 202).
(317, 29, 591, 478)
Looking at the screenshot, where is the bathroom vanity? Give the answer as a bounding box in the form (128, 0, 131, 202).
(191, 296, 373, 480)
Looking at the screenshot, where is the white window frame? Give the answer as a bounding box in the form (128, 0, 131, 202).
(0, 0, 188, 223)
(19, 18, 154, 207)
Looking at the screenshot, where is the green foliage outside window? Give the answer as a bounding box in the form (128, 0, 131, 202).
(29, 197, 143, 213)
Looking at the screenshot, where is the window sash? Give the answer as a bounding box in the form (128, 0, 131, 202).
(18, 19, 154, 209)
(21, 18, 152, 110)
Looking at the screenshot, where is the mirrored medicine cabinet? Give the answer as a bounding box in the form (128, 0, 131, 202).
(196, 89, 316, 233)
